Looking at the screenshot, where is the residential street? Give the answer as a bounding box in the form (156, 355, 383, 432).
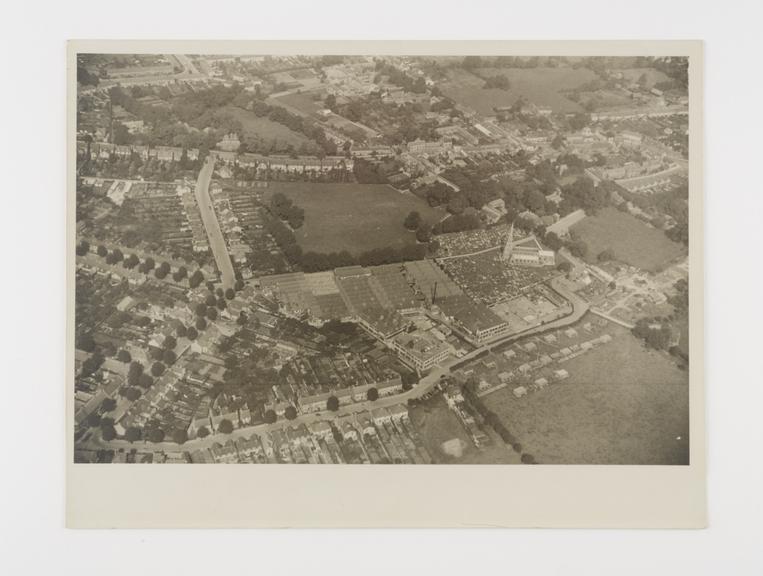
(194, 157, 236, 288)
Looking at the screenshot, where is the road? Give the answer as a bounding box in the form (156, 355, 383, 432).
(194, 157, 236, 288)
(82, 275, 591, 454)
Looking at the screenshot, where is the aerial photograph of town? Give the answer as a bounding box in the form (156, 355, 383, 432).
(73, 53, 691, 465)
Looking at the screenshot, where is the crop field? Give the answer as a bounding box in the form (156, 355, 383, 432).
(221, 105, 317, 150)
(265, 182, 446, 255)
(483, 323, 689, 465)
(409, 395, 519, 464)
(571, 207, 686, 272)
(439, 67, 598, 115)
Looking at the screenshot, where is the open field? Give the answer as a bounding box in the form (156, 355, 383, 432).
(409, 395, 519, 464)
(440, 67, 598, 115)
(618, 67, 671, 88)
(271, 91, 326, 117)
(221, 106, 317, 150)
(483, 322, 689, 464)
(571, 207, 686, 272)
(265, 182, 446, 255)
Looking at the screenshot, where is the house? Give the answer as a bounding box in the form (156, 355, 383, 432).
(553, 369, 569, 381)
(387, 404, 408, 422)
(533, 377, 548, 390)
(513, 386, 528, 398)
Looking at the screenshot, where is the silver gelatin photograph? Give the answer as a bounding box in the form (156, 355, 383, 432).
(72, 50, 693, 467)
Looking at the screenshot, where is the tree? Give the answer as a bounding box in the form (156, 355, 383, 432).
(75, 240, 90, 256)
(206, 307, 218, 321)
(151, 362, 166, 377)
(217, 298, 227, 311)
(284, 406, 298, 420)
(404, 211, 422, 231)
(125, 387, 142, 401)
(234, 279, 244, 291)
(163, 335, 177, 350)
(154, 262, 170, 279)
(97, 245, 108, 257)
(173, 266, 188, 282)
(123, 253, 140, 269)
(197, 426, 210, 438)
(186, 326, 198, 340)
(521, 453, 537, 464)
(172, 429, 188, 444)
(195, 317, 207, 331)
(101, 424, 117, 441)
(162, 349, 177, 365)
(327, 395, 339, 411)
(597, 248, 615, 262)
(366, 387, 379, 402)
(148, 428, 165, 443)
(127, 361, 144, 385)
(86, 412, 102, 428)
(139, 373, 153, 389)
(77, 333, 96, 353)
(188, 270, 204, 289)
(101, 397, 117, 412)
(263, 410, 277, 424)
(225, 287, 235, 300)
(415, 223, 432, 243)
(218, 419, 234, 434)
(557, 261, 572, 273)
(176, 324, 187, 338)
(125, 427, 142, 443)
(205, 294, 217, 307)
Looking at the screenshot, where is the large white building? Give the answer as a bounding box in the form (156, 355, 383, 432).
(503, 235, 555, 267)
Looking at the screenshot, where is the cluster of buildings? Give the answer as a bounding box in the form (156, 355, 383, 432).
(190, 403, 432, 464)
(211, 150, 353, 174)
(77, 140, 200, 163)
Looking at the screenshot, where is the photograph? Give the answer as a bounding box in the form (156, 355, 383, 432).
(72, 49, 693, 467)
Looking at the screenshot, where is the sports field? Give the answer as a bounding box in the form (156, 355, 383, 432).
(483, 322, 689, 465)
(265, 182, 446, 255)
(440, 67, 598, 115)
(571, 207, 686, 272)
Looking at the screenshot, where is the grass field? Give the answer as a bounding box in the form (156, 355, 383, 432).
(483, 322, 689, 465)
(440, 67, 598, 115)
(409, 395, 519, 464)
(571, 207, 686, 272)
(271, 91, 326, 117)
(221, 105, 317, 150)
(265, 182, 446, 255)
(618, 67, 671, 88)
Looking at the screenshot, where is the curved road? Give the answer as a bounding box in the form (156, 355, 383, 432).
(194, 157, 236, 288)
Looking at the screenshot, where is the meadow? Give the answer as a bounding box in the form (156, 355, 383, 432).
(265, 182, 446, 255)
(221, 105, 317, 151)
(439, 66, 598, 115)
(483, 323, 689, 465)
(571, 207, 686, 272)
